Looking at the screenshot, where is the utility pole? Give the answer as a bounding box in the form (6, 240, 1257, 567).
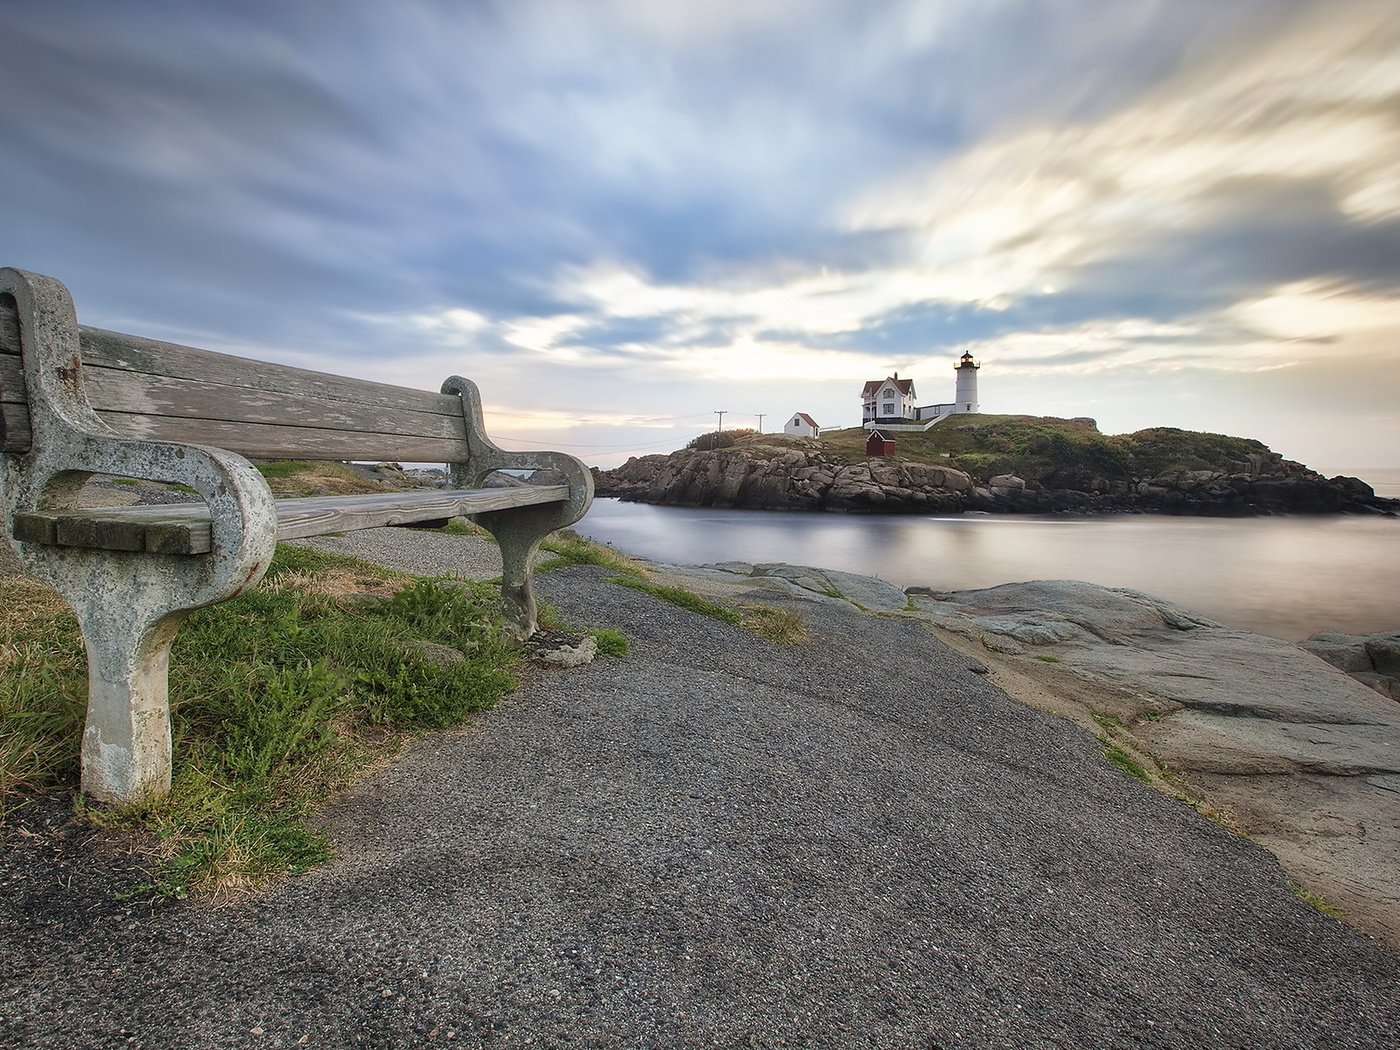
(715, 410, 726, 432)
(756, 413, 765, 434)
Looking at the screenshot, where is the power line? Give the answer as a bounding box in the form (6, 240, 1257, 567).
(494, 435, 690, 450)
(497, 437, 689, 458)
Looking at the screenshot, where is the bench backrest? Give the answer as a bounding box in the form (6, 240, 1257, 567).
(1, 292, 473, 463)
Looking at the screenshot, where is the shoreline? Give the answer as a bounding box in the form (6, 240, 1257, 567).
(577, 497, 1400, 644)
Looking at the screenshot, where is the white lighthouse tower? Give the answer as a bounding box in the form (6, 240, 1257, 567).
(954, 350, 980, 413)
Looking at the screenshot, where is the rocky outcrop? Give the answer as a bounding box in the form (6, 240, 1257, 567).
(1303, 630, 1400, 700)
(595, 446, 973, 513)
(595, 444, 1397, 516)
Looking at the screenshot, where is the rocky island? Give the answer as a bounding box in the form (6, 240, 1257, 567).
(594, 416, 1397, 516)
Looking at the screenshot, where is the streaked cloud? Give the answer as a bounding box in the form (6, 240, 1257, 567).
(0, 0, 1397, 466)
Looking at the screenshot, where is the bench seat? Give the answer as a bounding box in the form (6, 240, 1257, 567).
(10, 485, 571, 554)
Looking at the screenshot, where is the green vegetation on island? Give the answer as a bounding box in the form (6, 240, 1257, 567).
(698, 415, 1271, 488)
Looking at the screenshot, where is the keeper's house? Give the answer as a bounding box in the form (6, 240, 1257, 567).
(861, 374, 916, 424)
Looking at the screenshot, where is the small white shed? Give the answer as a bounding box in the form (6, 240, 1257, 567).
(784, 412, 821, 438)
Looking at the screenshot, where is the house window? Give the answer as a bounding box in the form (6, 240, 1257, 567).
(882, 402, 894, 414)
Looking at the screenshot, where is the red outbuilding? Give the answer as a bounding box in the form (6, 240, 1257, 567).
(865, 430, 896, 457)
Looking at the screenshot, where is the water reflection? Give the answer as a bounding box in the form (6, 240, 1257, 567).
(575, 499, 1400, 642)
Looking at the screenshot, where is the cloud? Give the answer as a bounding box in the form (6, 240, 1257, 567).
(0, 0, 1397, 468)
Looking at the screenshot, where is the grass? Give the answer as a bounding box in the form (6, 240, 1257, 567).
(536, 602, 631, 659)
(741, 606, 808, 645)
(612, 578, 744, 626)
(725, 415, 1278, 487)
(254, 460, 319, 480)
(589, 627, 630, 658)
(1035, 654, 1062, 663)
(1099, 738, 1152, 783)
(539, 532, 648, 578)
(1, 545, 524, 902)
(435, 518, 493, 540)
(1291, 882, 1343, 920)
(610, 577, 806, 644)
(253, 460, 400, 497)
(0, 580, 87, 817)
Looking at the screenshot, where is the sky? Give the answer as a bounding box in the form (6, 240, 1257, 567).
(3, 0, 1399, 472)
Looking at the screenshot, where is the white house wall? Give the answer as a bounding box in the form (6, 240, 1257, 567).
(784, 414, 818, 437)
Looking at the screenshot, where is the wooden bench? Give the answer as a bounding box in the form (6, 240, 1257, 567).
(0, 267, 592, 804)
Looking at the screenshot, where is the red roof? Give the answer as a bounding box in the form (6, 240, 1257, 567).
(862, 376, 914, 397)
(791, 412, 820, 428)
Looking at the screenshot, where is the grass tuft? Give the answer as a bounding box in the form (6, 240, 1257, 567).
(590, 628, 630, 658)
(253, 460, 399, 497)
(537, 603, 630, 659)
(741, 606, 808, 645)
(540, 532, 648, 578)
(611, 577, 743, 626)
(434, 518, 493, 540)
(610, 578, 806, 643)
(1100, 737, 1151, 783)
(1291, 882, 1342, 919)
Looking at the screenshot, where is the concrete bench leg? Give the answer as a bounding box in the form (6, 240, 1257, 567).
(73, 593, 188, 803)
(473, 505, 557, 638)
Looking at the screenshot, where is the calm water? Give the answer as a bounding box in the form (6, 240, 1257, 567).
(575, 498, 1400, 642)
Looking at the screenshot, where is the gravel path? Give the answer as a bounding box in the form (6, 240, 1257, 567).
(290, 526, 509, 580)
(2, 538, 1398, 1047)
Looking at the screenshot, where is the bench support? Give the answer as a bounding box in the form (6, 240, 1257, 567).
(71, 575, 189, 801)
(442, 376, 594, 638)
(1, 268, 278, 803)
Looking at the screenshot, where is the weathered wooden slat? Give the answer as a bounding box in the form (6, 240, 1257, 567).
(93, 411, 470, 463)
(3, 321, 474, 459)
(2, 290, 27, 456)
(3, 300, 466, 423)
(12, 486, 569, 555)
(1, 402, 30, 453)
(11, 511, 55, 545)
(78, 327, 466, 417)
(2, 398, 465, 459)
(1, 294, 18, 355)
(0, 351, 22, 397)
(83, 364, 468, 441)
(55, 514, 146, 551)
(272, 487, 569, 540)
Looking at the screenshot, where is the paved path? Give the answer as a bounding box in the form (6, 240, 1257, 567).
(3, 560, 1398, 1048)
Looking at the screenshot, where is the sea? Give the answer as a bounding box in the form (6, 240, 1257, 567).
(573, 467, 1400, 644)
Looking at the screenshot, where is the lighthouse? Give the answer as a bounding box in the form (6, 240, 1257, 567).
(865, 350, 982, 428)
(954, 350, 980, 413)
